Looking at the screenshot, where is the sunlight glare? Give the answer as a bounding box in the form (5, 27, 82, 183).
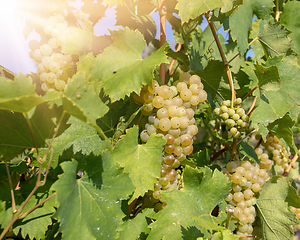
(0, 0, 16, 22)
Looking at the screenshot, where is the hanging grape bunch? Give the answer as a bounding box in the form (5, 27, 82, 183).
(135, 72, 207, 200)
(255, 133, 295, 173)
(214, 98, 250, 138)
(28, 12, 77, 92)
(223, 160, 270, 238)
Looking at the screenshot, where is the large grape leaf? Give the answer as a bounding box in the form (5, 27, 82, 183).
(38, 116, 108, 169)
(62, 73, 109, 127)
(0, 73, 43, 112)
(229, 0, 274, 55)
(147, 166, 231, 240)
(51, 153, 135, 240)
(176, 0, 224, 23)
(257, 21, 292, 58)
(256, 176, 300, 240)
(0, 110, 52, 161)
(281, 1, 300, 54)
(112, 126, 166, 202)
(250, 57, 300, 126)
(91, 28, 168, 102)
(118, 208, 155, 240)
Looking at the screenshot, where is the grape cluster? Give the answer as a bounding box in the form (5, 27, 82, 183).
(136, 73, 207, 200)
(255, 133, 294, 173)
(290, 207, 300, 231)
(223, 160, 270, 238)
(29, 13, 76, 92)
(214, 99, 250, 138)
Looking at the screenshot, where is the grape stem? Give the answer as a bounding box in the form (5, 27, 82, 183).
(283, 146, 300, 177)
(168, 44, 182, 76)
(205, 11, 236, 108)
(159, 0, 167, 85)
(247, 96, 257, 116)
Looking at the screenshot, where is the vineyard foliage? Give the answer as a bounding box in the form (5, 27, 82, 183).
(0, 0, 300, 239)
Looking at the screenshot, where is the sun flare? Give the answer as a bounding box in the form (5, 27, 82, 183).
(0, 0, 16, 22)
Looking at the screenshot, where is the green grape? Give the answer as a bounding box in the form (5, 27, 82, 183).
(188, 75, 201, 85)
(180, 88, 192, 101)
(176, 82, 188, 92)
(152, 95, 164, 108)
(189, 95, 200, 105)
(170, 117, 180, 128)
(179, 117, 189, 129)
(40, 44, 53, 56)
(189, 84, 200, 95)
(157, 108, 168, 119)
(158, 118, 171, 132)
(168, 105, 179, 118)
(179, 72, 191, 83)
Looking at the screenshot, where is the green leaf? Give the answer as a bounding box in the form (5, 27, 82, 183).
(256, 176, 300, 240)
(281, 1, 300, 54)
(0, 73, 43, 112)
(240, 142, 259, 163)
(211, 229, 239, 240)
(62, 27, 93, 55)
(112, 126, 166, 202)
(62, 73, 109, 126)
(267, 114, 297, 152)
(91, 28, 168, 102)
(194, 60, 234, 103)
(0, 110, 49, 161)
(254, 64, 280, 92)
(189, 28, 225, 71)
(147, 166, 231, 240)
(118, 208, 155, 240)
(51, 153, 134, 240)
(257, 21, 292, 58)
(39, 116, 108, 168)
(229, 0, 274, 55)
(176, 0, 224, 23)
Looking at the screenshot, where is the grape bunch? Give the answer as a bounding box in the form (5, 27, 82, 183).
(255, 133, 294, 173)
(290, 207, 300, 231)
(28, 12, 77, 92)
(214, 99, 250, 138)
(223, 160, 270, 238)
(136, 73, 207, 200)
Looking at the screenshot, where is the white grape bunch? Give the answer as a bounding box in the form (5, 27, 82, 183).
(136, 72, 207, 201)
(28, 12, 76, 92)
(214, 99, 251, 139)
(255, 133, 294, 173)
(223, 160, 270, 238)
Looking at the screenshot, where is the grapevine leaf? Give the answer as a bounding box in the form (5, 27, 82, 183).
(62, 27, 93, 55)
(112, 126, 166, 202)
(240, 142, 259, 163)
(211, 229, 239, 240)
(256, 176, 300, 240)
(118, 208, 155, 240)
(12, 178, 56, 240)
(281, 1, 300, 54)
(229, 0, 274, 55)
(62, 73, 109, 127)
(39, 116, 108, 168)
(257, 21, 292, 58)
(51, 153, 134, 240)
(254, 64, 280, 92)
(0, 110, 49, 161)
(267, 114, 297, 152)
(91, 28, 168, 102)
(195, 60, 234, 103)
(0, 73, 43, 112)
(147, 166, 231, 240)
(176, 0, 224, 23)
(190, 28, 225, 71)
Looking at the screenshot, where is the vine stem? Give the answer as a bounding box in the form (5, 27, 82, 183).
(159, 0, 167, 85)
(283, 148, 300, 177)
(275, 0, 281, 21)
(0, 112, 66, 240)
(205, 11, 236, 107)
(4, 161, 16, 213)
(168, 44, 182, 76)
